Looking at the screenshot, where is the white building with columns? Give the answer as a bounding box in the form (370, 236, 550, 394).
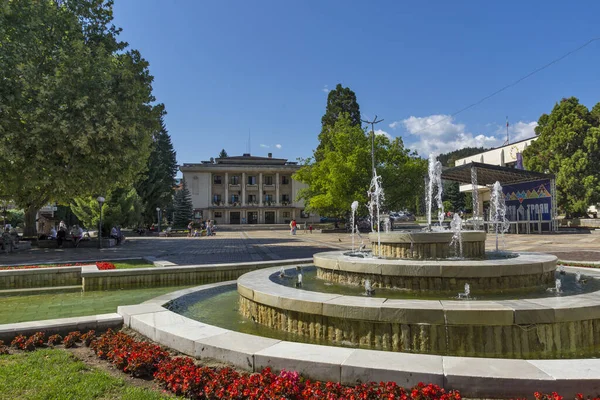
(180, 153, 320, 225)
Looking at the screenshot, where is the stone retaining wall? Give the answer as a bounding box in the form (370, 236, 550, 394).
(239, 295, 600, 359)
(0, 267, 81, 290)
(372, 240, 485, 260)
(81, 259, 311, 291)
(316, 268, 555, 291)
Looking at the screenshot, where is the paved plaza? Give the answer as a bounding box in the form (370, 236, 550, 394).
(1, 229, 599, 266)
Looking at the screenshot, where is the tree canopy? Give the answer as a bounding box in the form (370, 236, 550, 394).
(71, 188, 142, 234)
(218, 149, 229, 158)
(315, 84, 361, 161)
(295, 114, 426, 218)
(0, 0, 162, 234)
(524, 97, 600, 217)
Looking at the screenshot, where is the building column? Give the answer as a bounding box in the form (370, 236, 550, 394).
(208, 176, 212, 206)
(242, 172, 246, 206)
(224, 173, 229, 205)
(259, 173, 263, 206)
(275, 172, 280, 205)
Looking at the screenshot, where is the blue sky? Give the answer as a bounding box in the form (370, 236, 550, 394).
(112, 1, 600, 167)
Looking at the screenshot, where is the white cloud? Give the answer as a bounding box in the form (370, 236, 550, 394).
(260, 144, 270, 148)
(374, 129, 392, 140)
(322, 85, 330, 93)
(496, 121, 537, 142)
(275, 144, 282, 149)
(389, 121, 401, 129)
(401, 114, 538, 156)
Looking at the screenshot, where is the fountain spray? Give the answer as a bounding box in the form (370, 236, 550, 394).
(450, 213, 464, 258)
(426, 154, 444, 229)
(351, 201, 359, 252)
(367, 170, 385, 256)
(490, 181, 510, 251)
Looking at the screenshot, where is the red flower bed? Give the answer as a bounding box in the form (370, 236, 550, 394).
(95, 262, 116, 270)
(2, 330, 599, 399)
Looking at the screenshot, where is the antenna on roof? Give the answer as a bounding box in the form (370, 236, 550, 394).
(247, 129, 251, 155)
(503, 116, 509, 146)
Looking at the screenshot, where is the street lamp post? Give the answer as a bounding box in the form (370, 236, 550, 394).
(156, 207, 161, 234)
(97, 196, 105, 249)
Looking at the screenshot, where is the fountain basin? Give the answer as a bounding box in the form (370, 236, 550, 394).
(237, 265, 600, 359)
(314, 250, 556, 292)
(368, 231, 486, 259)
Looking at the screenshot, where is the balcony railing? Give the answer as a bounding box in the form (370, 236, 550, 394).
(262, 184, 275, 191)
(228, 184, 241, 191)
(246, 184, 258, 190)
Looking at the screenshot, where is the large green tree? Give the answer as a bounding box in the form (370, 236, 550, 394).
(135, 116, 178, 225)
(523, 97, 600, 217)
(71, 188, 142, 234)
(295, 114, 426, 218)
(315, 84, 361, 161)
(0, 0, 162, 235)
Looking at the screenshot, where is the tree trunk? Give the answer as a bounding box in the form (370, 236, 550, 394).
(24, 205, 38, 237)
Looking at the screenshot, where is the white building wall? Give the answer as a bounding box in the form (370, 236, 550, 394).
(185, 172, 211, 209)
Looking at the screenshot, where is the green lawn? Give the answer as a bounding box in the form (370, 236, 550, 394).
(0, 285, 194, 324)
(0, 348, 171, 400)
(113, 260, 154, 269)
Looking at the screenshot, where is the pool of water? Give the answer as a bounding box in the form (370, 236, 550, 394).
(272, 266, 600, 300)
(344, 250, 519, 260)
(0, 285, 195, 324)
(168, 284, 600, 359)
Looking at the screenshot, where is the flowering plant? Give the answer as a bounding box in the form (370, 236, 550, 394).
(47, 334, 62, 347)
(96, 262, 116, 270)
(81, 330, 96, 347)
(63, 331, 81, 348)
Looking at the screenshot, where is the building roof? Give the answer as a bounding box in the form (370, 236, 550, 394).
(216, 154, 289, 165)
(180, 153, 299, 172)
(441, 162, 553, 185)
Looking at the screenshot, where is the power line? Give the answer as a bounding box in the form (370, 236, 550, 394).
(410, 37, 600, 135)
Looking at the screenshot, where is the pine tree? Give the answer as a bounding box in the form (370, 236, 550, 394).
(218, 149, 229, 158)
(173, 181, 193, 228)
(135, 116, 178, 225)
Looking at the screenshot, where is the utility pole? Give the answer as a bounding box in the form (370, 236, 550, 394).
(360, 115, 384, 178)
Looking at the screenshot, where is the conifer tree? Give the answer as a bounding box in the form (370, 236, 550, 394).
(173, 181, 193, 228)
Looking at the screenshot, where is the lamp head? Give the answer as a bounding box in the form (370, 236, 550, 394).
(97, 196, 105, 205)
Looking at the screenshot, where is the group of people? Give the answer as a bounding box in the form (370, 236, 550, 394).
(1, 224, 20, 253)
(48, 221, 84, 248)
(188, 220, 216, 237)
(289, 220, 313, 235)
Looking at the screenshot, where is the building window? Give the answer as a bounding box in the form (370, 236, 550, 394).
(231, 194, 239, 203)
(264, 194, 274, 203)
(281, 175, 290, 184)
(301, 210, 310, 218)
(283, 212, 291, 218)
(230, 175, 240, 185)
(214, 211, 223, 218)
(247, 194, 257, 203)
(213, 175, 222, 184)
(281, 194, 290, 202)
(213, 194, 222, 204)
(264, 175, 274, 185)
(191, 176, 200, 195)
(247, 175, 256, 184)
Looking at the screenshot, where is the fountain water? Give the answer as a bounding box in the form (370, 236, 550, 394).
(279, 266, 285, 278)
(457, 283, 471, 299)
(449, 213, 464, 258)
(471, 166, 482, 230)
(426, 154, 444, 229)
(384, 218, 390, 233)
(296, 272, 303, 288)
(351, 201, 359, 252)
(490, 181, 510, 251)
(367, 170, 385, 255)
(555, 278, 562, 293)
(364, 279, 375, 296)
(576, 271, 582, 282)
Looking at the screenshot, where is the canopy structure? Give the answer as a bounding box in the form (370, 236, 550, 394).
(441, 162, 554, 185)
(441, 162, 557, 233)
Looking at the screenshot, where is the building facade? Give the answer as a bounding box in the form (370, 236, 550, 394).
(455, 137, 538, 202)
(180, 154, 320, 225)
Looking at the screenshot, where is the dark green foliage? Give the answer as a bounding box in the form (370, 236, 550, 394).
(438, 147, 487, 167)
(135, 117, 178, 225)
(218, 149, 229, 158)
(173, 181, 193, 229)
(71, 188, 142, 233)
(316, 84, 361, 161)
(0, 0, 162, 235)
(524, 97, 600, 217)
(443, 181, 466, 212)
